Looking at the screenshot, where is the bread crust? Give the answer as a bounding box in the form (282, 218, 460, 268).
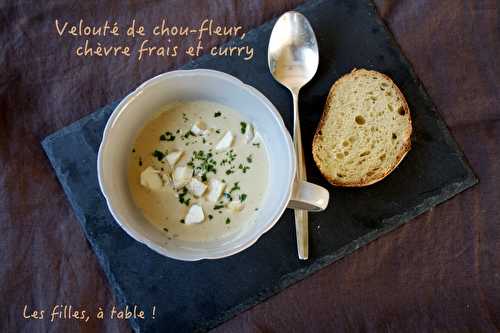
(312, 68, 412, 187)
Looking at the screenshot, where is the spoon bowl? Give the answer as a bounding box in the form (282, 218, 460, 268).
(268, 11, 319, 92)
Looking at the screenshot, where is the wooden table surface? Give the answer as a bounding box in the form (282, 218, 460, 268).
(1, 0, 498, 332)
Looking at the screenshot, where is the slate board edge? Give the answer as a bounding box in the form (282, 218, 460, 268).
(41, 134, 134, 332)
(197, 172, 478, 331)
(40, 0, 479, 331)
(41, 131, 478, 333)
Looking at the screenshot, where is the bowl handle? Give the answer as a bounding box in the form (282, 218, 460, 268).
(287, 181, 330, 212)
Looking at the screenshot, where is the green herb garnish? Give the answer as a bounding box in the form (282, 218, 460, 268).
(178, 187, 190, 206)
(183, 130, 195, 139)
(153, 150, 165, 161)
(240, 122, 247, 134)
(208, 214, 213, 220)
(138, 157, 143, 166)
(180, 219, 185, 224)
(252, 142, 260, 148)
(214, 204, 225, 210)
(246, 154, 253, 163)
(225, 150, 237, 162)
(239, 193, 247, 202)
(160, 132, 175, 141)
(190, 150, 217, 180)
(238, 164, 250, 173)
(214, 111, 222, 117)
(229, 182, 240, 193)
(225, 218, 231, 224)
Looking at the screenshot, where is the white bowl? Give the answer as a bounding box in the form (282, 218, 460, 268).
(97, 69, 328, 261)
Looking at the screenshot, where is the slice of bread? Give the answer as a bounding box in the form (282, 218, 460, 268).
(312, 69, 412, 187)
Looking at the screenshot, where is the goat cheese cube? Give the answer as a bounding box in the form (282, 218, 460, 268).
(215, 131, 234, 151)
(140, 166, 163, 191)
(191, 120, 209, 136)
(185, 204, 205, 224)
(172, 166, 193, 189)
(207, 178, 226, 202)
(165, 150, 183, 167)
(187, 178, 207, 197)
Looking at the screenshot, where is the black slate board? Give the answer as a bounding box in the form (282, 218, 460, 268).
(42, 0, 477, 332)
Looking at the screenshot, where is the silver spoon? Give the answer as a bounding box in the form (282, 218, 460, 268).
(268, 11, 319, 260)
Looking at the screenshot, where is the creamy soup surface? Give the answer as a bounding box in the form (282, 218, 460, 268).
(128, 100, 269, 242)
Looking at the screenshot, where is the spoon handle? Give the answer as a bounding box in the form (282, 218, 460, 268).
(292, 92, 309, 260)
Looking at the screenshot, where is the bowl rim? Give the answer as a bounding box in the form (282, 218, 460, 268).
(97, 69, 296, 261)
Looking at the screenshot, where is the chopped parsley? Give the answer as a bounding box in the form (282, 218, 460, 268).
(226, 150, 237, 162)
(239, 193, 247, 202)
(214, 111, 222, 117)
(132, 148, 136, 153)
(229, 182, 240, 193)
(215, 129, 221, 134)
(163, 227, 169, 232)
(225, 218, 231, 224)
(182, 113, 188, 122)
(240, 122, 247, 134)
(182, 130, 195, 139)
(160, 132, 175, 141)
(238, 163, 250, 173)
(240, 121, 247, 134)
(246, 154, 253, 163)
(252, 142, 260, 148)
(178, 187, 191, 206)
(138, 157, 143, 166)
(208, 214, 213, 220)
(152, 150, 165, 161)
(223, 192, 233, 201)
(226, 169, 234, 175)
(189, 150, 217, 180)
(214, 204, 225, 210)
(180, 219, 185, 224)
